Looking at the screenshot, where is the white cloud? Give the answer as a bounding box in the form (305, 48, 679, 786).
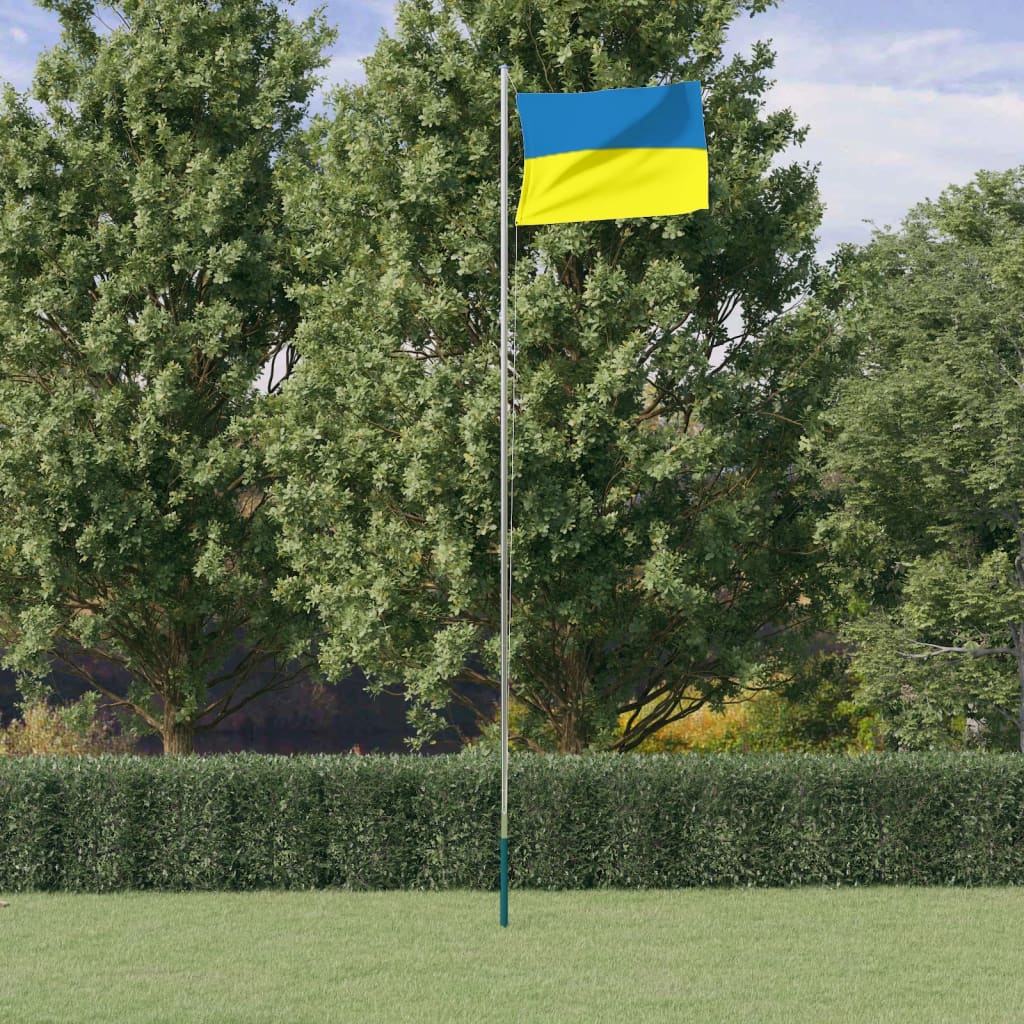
(324, 53, 368, 89)
(305, 53, 368, 114)
(726, 16, 1024, 253)
(0, 5, 61, 91)
(0, 54, 36, 92)
(348, 0, 396, 18)
(774, 82, 1024, 251)
(737, 21, 1024, 93)
(880, 28, 966, 57)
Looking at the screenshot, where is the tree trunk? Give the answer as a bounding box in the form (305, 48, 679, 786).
(552, 652, 592, 753)
(557, 701, 586, 754)
(162, 713, 195, 756)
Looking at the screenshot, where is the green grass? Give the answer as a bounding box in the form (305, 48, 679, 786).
(1, 888, 1022, 1023)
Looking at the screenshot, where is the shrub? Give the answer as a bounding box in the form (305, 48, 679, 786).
(0, 696, 134, 757)
(626, 699, 751, 752)
(626, 656, 886, 753)
(2, 752, 1024, 891)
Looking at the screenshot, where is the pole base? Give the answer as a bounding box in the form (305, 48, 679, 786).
(500, 836, 509, 927)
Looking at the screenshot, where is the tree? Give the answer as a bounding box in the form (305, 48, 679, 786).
(0, 0, 332, 753)
(817, 167, 1024, 750)
(268, 0, 836, 752)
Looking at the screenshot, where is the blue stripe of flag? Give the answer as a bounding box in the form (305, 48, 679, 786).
(516, 81, 706, 160)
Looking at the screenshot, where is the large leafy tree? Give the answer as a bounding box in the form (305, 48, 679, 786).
(269, 0, 836, 752)
(818, 167, 1024, 750)
(0, 0, 332, 753)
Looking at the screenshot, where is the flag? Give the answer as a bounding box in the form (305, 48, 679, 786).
(515, 81, 708, 226)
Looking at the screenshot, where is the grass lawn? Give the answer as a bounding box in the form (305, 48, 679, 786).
(1, 887, 1022, 1023)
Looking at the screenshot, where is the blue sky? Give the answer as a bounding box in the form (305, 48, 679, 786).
(1, 0, 1021, 256)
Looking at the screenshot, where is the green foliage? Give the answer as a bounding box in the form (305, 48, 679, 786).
(0, 0, 334, 751)
(268, 0, 838, 753)
(733, 654, 885, 753)
(816, 167, 1024, 750)
(4, 752, 1024, 890)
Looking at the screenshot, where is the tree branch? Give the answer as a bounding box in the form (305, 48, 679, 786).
(899, 641, 1016, 660)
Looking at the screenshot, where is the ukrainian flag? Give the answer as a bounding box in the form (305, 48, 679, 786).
(515, 81, 708, 226)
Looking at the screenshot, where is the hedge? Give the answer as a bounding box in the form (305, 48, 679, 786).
(2, 752, 1024, 891)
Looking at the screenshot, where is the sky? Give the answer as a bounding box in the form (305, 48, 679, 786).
(0, 0, 1022, 257)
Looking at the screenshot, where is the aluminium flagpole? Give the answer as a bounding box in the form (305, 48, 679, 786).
(499, 62, 510, 930)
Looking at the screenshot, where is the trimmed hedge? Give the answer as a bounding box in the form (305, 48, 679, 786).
(2, 752, 1024, 891)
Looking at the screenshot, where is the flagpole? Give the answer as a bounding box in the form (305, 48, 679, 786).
(499, 62, 510, 930)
